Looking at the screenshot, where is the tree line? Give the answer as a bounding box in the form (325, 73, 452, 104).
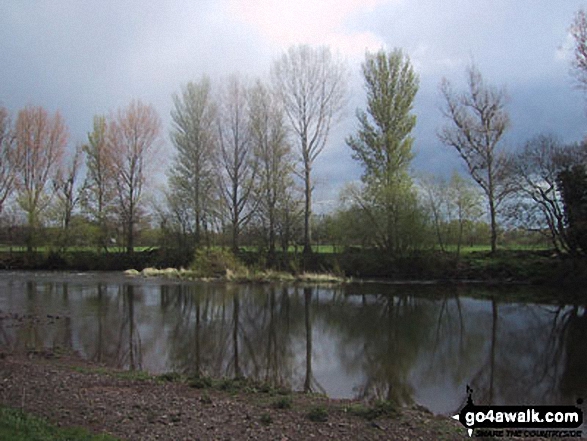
(2, 10, 587, 263)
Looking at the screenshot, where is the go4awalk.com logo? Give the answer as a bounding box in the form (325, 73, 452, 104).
(452, 387, 584, 438)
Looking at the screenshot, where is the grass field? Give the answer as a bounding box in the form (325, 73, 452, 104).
(0, 245, 154, 253)
(0, 243, 551, 256)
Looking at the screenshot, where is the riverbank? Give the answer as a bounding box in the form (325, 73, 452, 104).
(0, 350, 467, 440)
(1, 247, 586, 286)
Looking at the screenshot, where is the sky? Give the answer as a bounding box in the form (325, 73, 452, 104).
(1, 0, 586, 210)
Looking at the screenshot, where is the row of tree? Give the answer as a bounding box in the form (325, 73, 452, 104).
(0, 101, 162, 253)
(2, 8, 587, 260)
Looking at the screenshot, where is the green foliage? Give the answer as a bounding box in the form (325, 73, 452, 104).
(558, 164, 587, 254)
(346, 401, 398, 420)
(168, 78, 218, 248)
(272, 396, 293, 409)
(0, 406, 119, 441)
(156, 372, 182, 382)
(344, 49, 426, 256)
(347, 48, 418, 185)
(188, 375, 213, 389)
(199, 392, 213, 404)
(190, 248, 247, 277)
(259, 413, 273, 425)
(307, 406, 329, 422)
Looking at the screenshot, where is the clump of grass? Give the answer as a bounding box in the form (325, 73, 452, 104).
(307, 406, 328, 422)
(123, 269, 140, 276)
(296, 272, 346, 284)
(140, 267, 160, 277)
(188, 375, 213, 389)
(217, 376, 253, 393)
(200, 392, 212, 404)
(159, 268, 180, 278)
(272, 396, 293, 410)
(113, 370, 151, 382)
(177, 268, 199, 280)
(156, 372, 182, 383)
(191, 248, 247, 278)
(346, 401, 398, 420)
(259, 413, 273, 425)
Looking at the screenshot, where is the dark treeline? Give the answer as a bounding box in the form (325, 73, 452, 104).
(3, 11, 587, 274)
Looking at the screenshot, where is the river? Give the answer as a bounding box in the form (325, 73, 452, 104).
(0, 271, 585, 417)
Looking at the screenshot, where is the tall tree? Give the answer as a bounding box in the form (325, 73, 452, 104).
(570, 8, 587, 92)
(439, 65, 511, 253)
(346, 48, 421, 253)
(53, 144, 83, 250)
(506, 134, 582, 254)
(83, 116, 116, 251)
(249, 79, 292, 260)
(109, 100, 161, 254)
(420, 172, 483, 257)
(557, 164, 587, 255)
(14, 105, 68, 252)
(217, 75, 257, 252)
(271, 45, 347, 255)
(0, 106, 17, 215)
(448, 172, 483, 257)
(169, 78, 217, 249)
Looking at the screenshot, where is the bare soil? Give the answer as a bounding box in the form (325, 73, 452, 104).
(0, 350, 469, 440)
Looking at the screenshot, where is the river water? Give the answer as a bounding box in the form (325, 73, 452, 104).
(0, 271, 585, 417)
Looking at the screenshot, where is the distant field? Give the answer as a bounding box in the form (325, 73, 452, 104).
(440, 244, 550, 253)
(0, 243, 550, 255)
(0, 246, 154, 253)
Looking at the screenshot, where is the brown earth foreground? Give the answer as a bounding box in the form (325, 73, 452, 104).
(0, 350, 473, 440)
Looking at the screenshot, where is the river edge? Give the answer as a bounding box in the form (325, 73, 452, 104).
(0, 349, 470, 441)
(3, 249, 585, 286)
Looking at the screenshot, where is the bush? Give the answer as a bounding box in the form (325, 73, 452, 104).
(272, 396, 293, 409)
(346, 400, 397, 420)
(190, 248, 247, 278)
(307, 406, 328, 422)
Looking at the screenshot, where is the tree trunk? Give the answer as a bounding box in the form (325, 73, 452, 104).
(303, 163, 312, 256)
(489, 198, 497, 254)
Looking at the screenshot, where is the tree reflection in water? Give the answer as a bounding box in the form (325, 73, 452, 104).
(0, 274, 586, 414)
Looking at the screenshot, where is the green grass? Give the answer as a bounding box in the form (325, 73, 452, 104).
(307, 406, 329, 422)
(435, 243, 551, 254)
(0, 245, 155, 253)
(344, 400, 398, 420)
(0, 405, 119, 441)
(271, 396, 293, 409)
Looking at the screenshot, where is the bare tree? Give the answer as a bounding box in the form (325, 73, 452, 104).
(109, 100, 162, 254)
(14, 105, 68, 252)
(0, 107, 17, 215)
(249, 79, 293, 260)
(507, 134, 586, 254)
(217, 75, 257, 252)
(271, 45, 347, 255)
(169, 78, 218, 249)
(571, 8, 587, 91)
(53, 145, 84, 249)
(439, 65, 511, 253)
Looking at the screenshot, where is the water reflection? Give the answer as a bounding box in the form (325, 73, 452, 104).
(0, 272, 585, 415)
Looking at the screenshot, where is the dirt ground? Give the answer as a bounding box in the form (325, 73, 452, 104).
(0, 349, 470, 440)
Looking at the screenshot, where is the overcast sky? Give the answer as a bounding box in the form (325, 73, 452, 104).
(1, 0, 586, 208)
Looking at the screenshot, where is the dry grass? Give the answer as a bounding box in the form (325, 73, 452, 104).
(126, 267, 347, 284)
